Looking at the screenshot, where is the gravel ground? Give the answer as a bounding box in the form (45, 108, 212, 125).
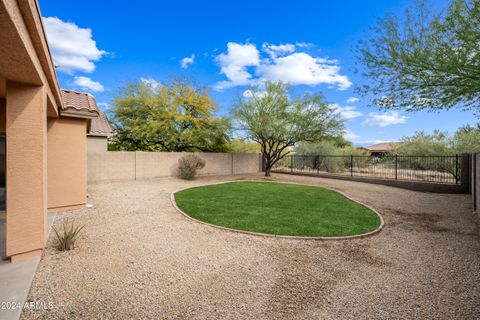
(22, 174, 479, 320)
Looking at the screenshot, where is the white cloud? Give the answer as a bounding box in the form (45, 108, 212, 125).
(343, 130, 359, 140)
(180, 54, 195, 69)
(214, 42, 351, 91)
(43, 17, 107, 74)
(346, 97, 359, 103)
(258, 53, 352, 90)
(329, 104, 362, 120)
(140, 77, 162, 89)
(295, 42, 314, 49)
(262, 43, 296, 58)
(73, 76, 104, 92)
(362, 111, 407, 127)
(215, 42, 260, 90)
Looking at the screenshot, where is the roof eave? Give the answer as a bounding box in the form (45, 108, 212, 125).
(60, 107, 99, 119)
(18, 0, 63, 111)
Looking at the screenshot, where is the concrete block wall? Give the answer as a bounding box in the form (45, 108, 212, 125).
(87, 151, 261, 183)
(233, 153, 262, 174)
(135, 152, 181, 179)
(87, 152, 136, 182)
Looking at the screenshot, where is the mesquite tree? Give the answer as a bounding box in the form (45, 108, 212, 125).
(356, 0, 480, 113)
(233, 82, 344, 176)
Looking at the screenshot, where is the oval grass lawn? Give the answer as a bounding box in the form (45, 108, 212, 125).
(174, 181, 381, 237)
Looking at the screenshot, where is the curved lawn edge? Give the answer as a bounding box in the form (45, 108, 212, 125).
(170, 180, 385, 240)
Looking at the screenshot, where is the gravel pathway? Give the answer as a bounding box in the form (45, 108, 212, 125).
(22, 174, 479, 319)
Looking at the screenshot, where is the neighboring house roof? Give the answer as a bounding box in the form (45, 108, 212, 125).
(366, 142, 401, 152)
(60, 89, 100, 119)
(88, 110, 114, 137)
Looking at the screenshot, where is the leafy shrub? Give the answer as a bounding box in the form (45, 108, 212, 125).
(53, 220, 85, 251)
(178, 154, 206, 180)
(295, 141, 345, 172)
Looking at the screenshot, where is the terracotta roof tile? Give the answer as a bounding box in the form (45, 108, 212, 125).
(61, 89, 99, 113)
(88, 110, 114, 137)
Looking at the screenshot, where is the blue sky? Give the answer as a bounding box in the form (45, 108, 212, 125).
(39, 0, 476, 146)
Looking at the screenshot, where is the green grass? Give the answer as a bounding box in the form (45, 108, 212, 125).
(174, 181, 380, 237)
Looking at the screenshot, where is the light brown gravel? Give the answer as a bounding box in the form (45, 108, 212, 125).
(22, 174, 480, 319)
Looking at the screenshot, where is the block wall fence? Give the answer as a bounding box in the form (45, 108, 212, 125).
(87, 151, 262, 182)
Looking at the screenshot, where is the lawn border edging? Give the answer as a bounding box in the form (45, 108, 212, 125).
(170, 180, 385, 240)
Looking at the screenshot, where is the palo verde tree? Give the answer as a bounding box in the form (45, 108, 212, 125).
(356, 0, 480, 113)
(233, 82, 344, 176)
(111, 79, 230, 152)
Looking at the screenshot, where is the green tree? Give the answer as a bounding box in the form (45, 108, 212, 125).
(295, 141, 345, 173)
(233, 82, 344, 176)
(296, 141, 341, 156)
(295, 141, 368, 173)
(393, 127, 480, 180)
(325, 136, 353, 148)
(395, 125, 480, 154)
(395, 130, 452, 155)
(451, 124, 480, 153)
(356, 0, 480, 113)
(111, 79, 230, 152)
(226, 138, 261, 153)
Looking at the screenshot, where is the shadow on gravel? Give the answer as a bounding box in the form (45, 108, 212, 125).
(339, 243, 388, 267)
(264, 245, 342, 319)
(263, 240, 388, 319)
(387, 209, 479, 237)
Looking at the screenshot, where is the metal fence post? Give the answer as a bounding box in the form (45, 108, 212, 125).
(455, 154, 459, 185)
(474, 154, 477, 213)
(276, 153, 460, 185)
(350, 155, 353, 177)
(395, 154, 398, 180)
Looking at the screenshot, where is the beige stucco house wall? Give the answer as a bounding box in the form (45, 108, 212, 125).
(87, 135, 108, 152)
(47, 117, 87, 210)
(0, 0, 99, 262)
(87, 109, 114, 152)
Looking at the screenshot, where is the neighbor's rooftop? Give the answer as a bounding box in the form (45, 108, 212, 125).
(366, 142, 402, 152)
(88, 110, 114, 137)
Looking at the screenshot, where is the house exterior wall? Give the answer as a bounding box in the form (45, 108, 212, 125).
(47, 117, 87, 210)
(87, 135, 108, 152)
(1, 0, 92, 262)
(6, 82, 47, 262)
(87, 152, 262, 182)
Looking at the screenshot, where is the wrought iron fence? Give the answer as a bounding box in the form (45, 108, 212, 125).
(272, 154, 461, 184)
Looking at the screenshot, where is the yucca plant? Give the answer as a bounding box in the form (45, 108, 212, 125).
(53, 220, 85, 251)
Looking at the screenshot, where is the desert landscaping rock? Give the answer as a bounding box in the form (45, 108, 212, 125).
(22, 174, 480, 319)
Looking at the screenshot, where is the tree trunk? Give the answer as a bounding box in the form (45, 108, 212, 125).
(265, 166, 271, 176)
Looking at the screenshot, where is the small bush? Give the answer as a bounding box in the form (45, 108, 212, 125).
(53, 220, 85, 251)
(178, 154, 206, 180)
